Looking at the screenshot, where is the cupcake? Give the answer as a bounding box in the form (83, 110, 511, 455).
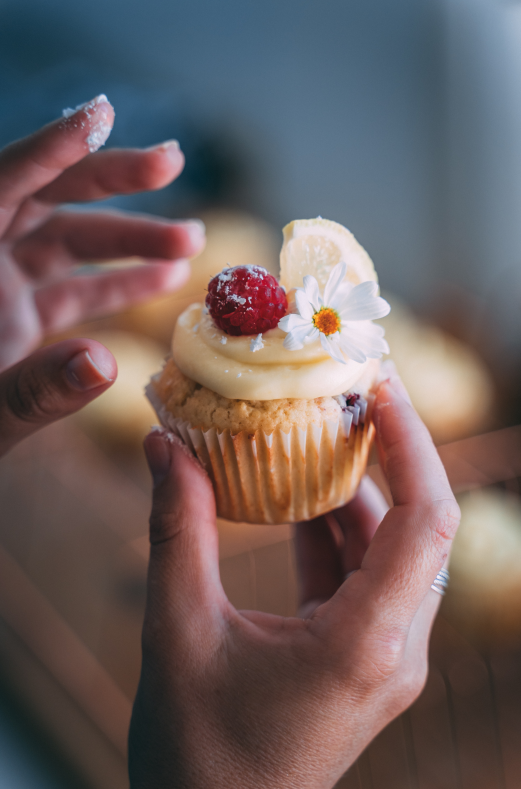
(442, 488, 521, 646)
(147, 218, 390, 524)
(75, 330, 168, 452)
(381, 295, 494, 443)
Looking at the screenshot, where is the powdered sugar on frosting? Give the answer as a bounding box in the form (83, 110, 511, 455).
(250, 333, 264, 352)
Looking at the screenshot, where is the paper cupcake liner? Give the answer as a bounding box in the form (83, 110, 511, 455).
(146, 383, 375, 525)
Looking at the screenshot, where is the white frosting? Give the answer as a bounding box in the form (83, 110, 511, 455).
(172, 304, 372, 400)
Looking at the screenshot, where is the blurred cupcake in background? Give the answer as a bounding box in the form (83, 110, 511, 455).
(73, 331, 167, 452)
(113, 210, 280, 344)
(442, 487, 521, 646)
(381, 296, 494, 444)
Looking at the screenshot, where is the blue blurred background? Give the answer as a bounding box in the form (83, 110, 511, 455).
(3, 0, 521, 358)
(3, 0, 521, 785)
(2, 0, 445, 304)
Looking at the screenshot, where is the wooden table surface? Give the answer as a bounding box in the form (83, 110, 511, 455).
(0, 420, 520, 789)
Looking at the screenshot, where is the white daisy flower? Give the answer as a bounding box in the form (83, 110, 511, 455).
(278, 262, 391, 364)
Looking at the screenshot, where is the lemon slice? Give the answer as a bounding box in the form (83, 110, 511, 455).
(279, 218, 377, 291)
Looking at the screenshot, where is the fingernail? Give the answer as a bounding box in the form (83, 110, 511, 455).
(144, 428, 172, 486)
(387, 371, 413, 406)
(146, 139, 181, 159)
(62, 94, 110, 120)
(79, 93, 110, 111)
(182, 219, 206, 246)
(66, 349, 114, 391)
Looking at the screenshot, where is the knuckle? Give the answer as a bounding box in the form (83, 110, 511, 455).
(393, 662, 428, 711)
(369, 628, 407, 679)
(414, 498, 461, 552)
(429, 498, 461, 545)
(15, 239, 62, 277)
(148, 504, 186, 546)
(344, 626, 408, 694)
(6, 366, 59, 423)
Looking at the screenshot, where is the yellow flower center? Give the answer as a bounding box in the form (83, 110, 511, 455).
(312, 307, 341, 336)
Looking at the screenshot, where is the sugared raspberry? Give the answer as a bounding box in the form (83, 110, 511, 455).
(206, 265, 288, 336)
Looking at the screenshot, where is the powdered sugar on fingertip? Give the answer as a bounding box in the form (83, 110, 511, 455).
(61, 95, 113, 152)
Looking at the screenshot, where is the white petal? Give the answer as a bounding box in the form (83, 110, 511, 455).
(278, 313, 310, 332)
(304, 327, 320, 344)
(351, 323, 390, 357)
(354, 280, 378, 298)
(340, 321, 390, 360)
(283, 333, 304, 350)
(283, 336, 303, 350)
(341, 319, 386, 339)
(323, 261, 347, 305)
(329, 281, 353, 311)
(295, 288, 315, 320)
(283, 322, 316, 350)
(339, 281, 391, 321)
(320, 333, 347, 365)
(302, 276, 321, 311)
(337, 333, 368, 363)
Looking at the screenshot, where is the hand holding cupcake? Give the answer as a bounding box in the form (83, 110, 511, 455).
(148, 218, 390, 524)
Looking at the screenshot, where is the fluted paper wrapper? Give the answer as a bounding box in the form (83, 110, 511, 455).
(146, 384, 375, 524)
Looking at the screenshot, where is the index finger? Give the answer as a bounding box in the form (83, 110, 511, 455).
(0, 95, 113, 232)
(324, 374, 460, 630)
(33, 143, 185, 206)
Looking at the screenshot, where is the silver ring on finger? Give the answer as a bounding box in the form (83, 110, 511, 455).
(431, 568, 449, 596)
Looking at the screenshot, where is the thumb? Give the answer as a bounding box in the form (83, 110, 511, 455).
(143, 430, 227, 654)
(0, 338, 116, 457)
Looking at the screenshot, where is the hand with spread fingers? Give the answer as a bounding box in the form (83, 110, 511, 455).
(129, 370, 460, 789)
(0, 95, 204, 457)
